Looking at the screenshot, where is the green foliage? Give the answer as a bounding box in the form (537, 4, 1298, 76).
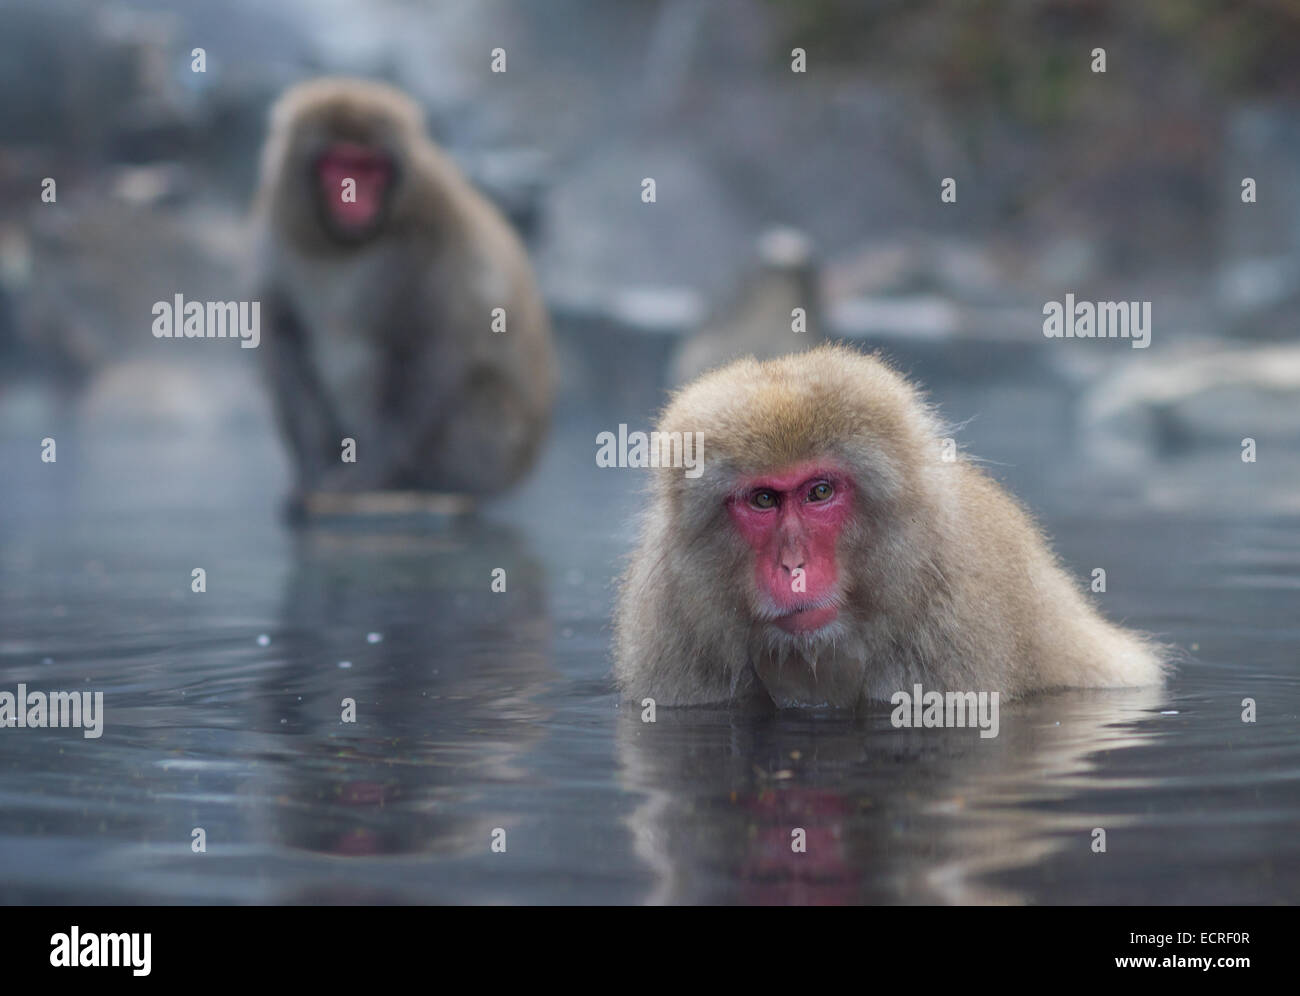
(767, 0, 1300, 119)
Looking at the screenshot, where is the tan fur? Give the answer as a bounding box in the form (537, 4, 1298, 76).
(251, 78, 554, 504)
(614, 344, 1166, 707)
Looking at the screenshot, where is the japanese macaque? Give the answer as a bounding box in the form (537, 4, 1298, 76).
(670, 227, 823, 386)
(614, 345, 1166, 708)
(251, 78, 554, 516)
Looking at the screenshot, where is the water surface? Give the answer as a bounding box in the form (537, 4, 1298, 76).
(1, 368, 1297, 904)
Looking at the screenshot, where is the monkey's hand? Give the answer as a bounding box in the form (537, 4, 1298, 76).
(312, 417, 435, 493)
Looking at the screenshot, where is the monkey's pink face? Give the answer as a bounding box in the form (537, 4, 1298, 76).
(726, 463, 853, 635)
(314, 142, 395, 239)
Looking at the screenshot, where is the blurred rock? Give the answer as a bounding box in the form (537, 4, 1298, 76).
(1215, 255, 1300, 340)
(1216, 104, 1300, 339)
(456, 147, 550, 244)
(110, 163, 193, 208)
(12, 177, 244, 384)
(823, 233, 1041, 343)
(537, 138, 748, 301)
(79, 357, 268, 431)
(826, 235, 1010, 303)
(1082, 345, 1300, 466)
(830, 295, 962, 341)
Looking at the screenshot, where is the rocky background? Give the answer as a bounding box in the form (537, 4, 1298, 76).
(1, 0, 1298, 467)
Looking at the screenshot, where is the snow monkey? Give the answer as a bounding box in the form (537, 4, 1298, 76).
(671, 226, 823, 386)
(615, 345, 1165, 708)
(251, 78, 554, 516)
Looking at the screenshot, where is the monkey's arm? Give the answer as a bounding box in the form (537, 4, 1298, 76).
(315, 283, 537, 495)
(311, 362, 525, 495)
(257, 289, 344, 498)
(615, 520, 771, 708)
(308, 344, 465, 493)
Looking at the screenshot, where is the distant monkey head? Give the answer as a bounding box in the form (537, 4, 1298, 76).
(313, 141, 396, 241)
(259, 78, 428, 248)
(756, 225, 818, 307)
(651, 345, 944, 656)
(756, 226, 814, 273)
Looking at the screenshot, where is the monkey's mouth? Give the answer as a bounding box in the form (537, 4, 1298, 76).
(315, 142, 395, 235)
(771, 602, 840, 634)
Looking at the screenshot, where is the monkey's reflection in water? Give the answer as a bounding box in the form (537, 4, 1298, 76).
(254, 517, 554, 901)
(619, 686, 1163, 905)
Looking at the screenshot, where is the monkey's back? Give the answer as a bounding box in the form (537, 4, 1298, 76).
(937, 462, 1166, 697)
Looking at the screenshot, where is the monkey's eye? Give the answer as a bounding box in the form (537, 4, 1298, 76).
(808, 482, 834, 503)
(751, 490, 778, 510)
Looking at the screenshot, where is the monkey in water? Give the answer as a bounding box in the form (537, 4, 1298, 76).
(250, 78, 554, 516)
(615, 345, 1166, 708)
(670, 227, 823, 387)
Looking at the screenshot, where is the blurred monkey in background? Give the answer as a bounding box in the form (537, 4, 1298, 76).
(671, 226, 823, 386)
(251, 78, 554, 518)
